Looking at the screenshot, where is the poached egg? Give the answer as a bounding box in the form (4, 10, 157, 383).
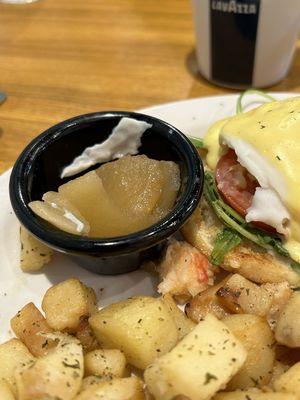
(204, 97, 300, 263)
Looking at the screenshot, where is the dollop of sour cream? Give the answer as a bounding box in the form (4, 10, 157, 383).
(61, 117, 152, 178)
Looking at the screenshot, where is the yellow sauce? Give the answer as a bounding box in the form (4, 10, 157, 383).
(204, 97, 300, 262)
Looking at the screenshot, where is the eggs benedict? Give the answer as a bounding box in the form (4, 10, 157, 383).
(182, 96, 300, 285)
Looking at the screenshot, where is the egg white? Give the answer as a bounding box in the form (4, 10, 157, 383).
(221, 136, 290, 236)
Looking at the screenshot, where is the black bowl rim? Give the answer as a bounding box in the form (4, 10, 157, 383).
(9, 111, 204, 256)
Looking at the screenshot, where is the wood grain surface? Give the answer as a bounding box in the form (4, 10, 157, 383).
(0, 0, 299, 174)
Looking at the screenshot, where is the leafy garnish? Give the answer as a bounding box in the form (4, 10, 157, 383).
(236, 89, 276, 114)
(210, 228, 241, 266)
(188, 136, 204, 148)
(290, 261, 300, 274)
(204, 171, 295, 265)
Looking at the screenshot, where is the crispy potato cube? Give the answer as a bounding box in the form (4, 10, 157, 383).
(89, 296, 178, 369)
(144, 314, 247, 400)
(223, 314, 275, 390)
(185, 277, 230, 322)
(10, 302, 53, 357)
(42, 278, 97, 332)
(75, 317, 99, 353)
(275, 292, 300, 347)
(269, 361, 289, 389)
(160, 294, 196, 339)
(0, 339, 34, 395)
(0, 381, 16, 400)
(273, 361, 300, 396)
(80, 376, 103, 392)
(213, 391, 297, 400)
(216, 274, 273, 316)
(75, 376, 145, 400)
(16, 333, 83, 400)
(84, 349, 126, 378)
(20, 227, 53, 271)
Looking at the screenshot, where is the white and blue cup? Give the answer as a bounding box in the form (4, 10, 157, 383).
(191, 0, 300, 88)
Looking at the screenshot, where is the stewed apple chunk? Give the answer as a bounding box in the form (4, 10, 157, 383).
(29, 155, 180, 238)
(97, 155, 164, 216)
(29, 191, 90, 235)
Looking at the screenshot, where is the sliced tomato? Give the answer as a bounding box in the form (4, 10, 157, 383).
(215, 149, 275, 233)
(215, 149, 257, 217)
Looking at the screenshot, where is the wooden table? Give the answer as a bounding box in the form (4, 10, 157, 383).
(0, 0, 299, 174)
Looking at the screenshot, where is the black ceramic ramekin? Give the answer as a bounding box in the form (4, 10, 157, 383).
(9, 111, 204, 274)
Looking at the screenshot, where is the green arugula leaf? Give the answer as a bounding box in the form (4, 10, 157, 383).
(236, 89, 276, 114)
(210, 228, 241, 266)
(188, 136, 204, 148)
(204, 171, 296, 269)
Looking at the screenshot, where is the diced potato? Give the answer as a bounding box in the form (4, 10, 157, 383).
(223, 314, 275, 390)
(185, 277, 230, 322)
(75, 376, 145, 400)
(275, 292, 300, 347)
(273, 361, 300, 396)
(144, 314, 247, 400)
(42, 278, 97, 332)
(10, 302, 53, 357)
(84, 349, 126, 379)
(216, 274, 273, 316)
(80, 376, 103, 392)
(269, 361, 289, 389)
(89, 296, 178, 369)
(213, 391, 297, 400)
(75, 317, 99, 353)
(0, 339, 34, 395)
(160, 294, 196, 339)
(0, 381, 16, 400)
(29, 191, 90, 236)
(262, 282, 292, 329)
(16, 332, 83, 400)
(59, 170, 132, 237)
(20, 226, 53, 271)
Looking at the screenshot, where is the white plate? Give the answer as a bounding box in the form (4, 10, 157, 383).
(0, 92, 297, 341)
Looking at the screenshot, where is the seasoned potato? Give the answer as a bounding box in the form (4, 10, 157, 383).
(16, 332, 83, 400)
(20, 227, 53, 271)
(0, 381, 16, 400)
(216, 274, 273, 316)
(273, 361, 300, 396)
(263, 282, 292, 330)
(269, 361, 289, 389)
(160, 294, 196, 339)
(84, 349, 126, 379)
(185, 277, 230, 322)
(42, 278, 97, 332)
(0, 339, 34, 395)
(80, 376, 103, 392)
(75, 317, 99, 353)
(75, 376, 145, 400)
(213, 391, 297, 400)
(223, 314, 275, 390)
(275, 292, 300, 347)
(144, 314, 247, 400)
(89, 296, 178, 369)
(10, 302, 53, 357)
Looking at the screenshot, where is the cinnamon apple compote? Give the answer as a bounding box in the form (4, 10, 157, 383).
(29, 155, 180, 238)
